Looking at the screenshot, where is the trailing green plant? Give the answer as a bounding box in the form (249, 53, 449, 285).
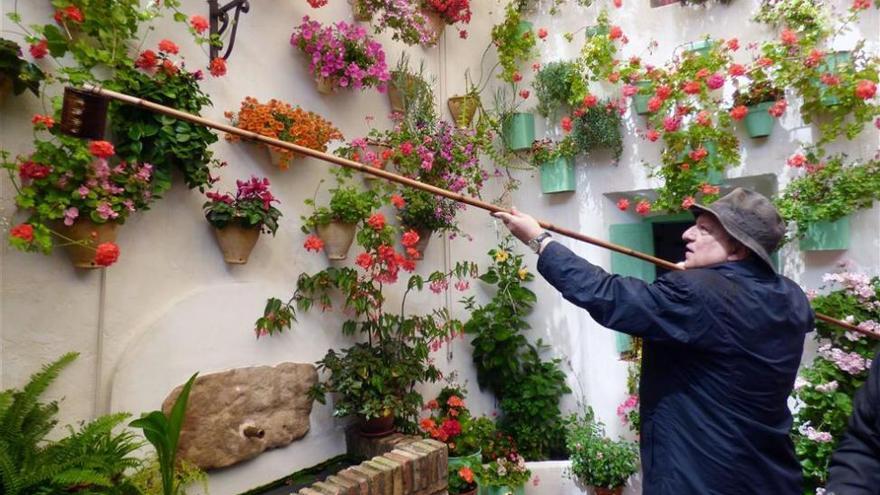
(0, 38, 44, 97)
(577, 9, 619, 82)
(532, 60, 586, 117)
(462, 237, 570, 460)
(129, 373, 199, 495)
(390, 55, 437, 126)
(774, 150, 880, 240)
(566, 407, 639, 490)
(752, 0, 831, 45)
(490, 3, 537, 83)
(571, 99, 624, 163)
(0, 352, 144, 495)
(109, 55, 221, 191)
(790, 269, 879, 492)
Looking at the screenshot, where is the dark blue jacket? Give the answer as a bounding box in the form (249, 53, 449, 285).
(826, 350, 880, 495)
(537, 241, 813, 494)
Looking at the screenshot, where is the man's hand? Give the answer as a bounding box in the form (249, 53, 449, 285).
(493, 207, 544, 244)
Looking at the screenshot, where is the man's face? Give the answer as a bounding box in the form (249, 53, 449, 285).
(681, 214, 740, 269)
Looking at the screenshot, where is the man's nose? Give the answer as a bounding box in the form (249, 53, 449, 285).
(682, 226, 695, 241)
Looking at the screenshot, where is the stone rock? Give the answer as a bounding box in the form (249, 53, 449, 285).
(161, 362, 318, 470)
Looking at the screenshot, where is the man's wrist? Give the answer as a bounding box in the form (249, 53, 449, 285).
(538, 236, 554, 254)
(527, 232, 552, 253)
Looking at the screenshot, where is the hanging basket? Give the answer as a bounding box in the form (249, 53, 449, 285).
(212, 224, 261, 264)
(315, 75, 334, 95)
(54, 218, 119, 269)
(502, 113, 535, 151)
(266, 146, 300, 170)
(349, 0, 371, 21)
(421, 9, 445, 45)
(799, 216, 850, 251)
(448, 95, 479, 128)
(743, 101, 775, 138)
(816, 51, 852, 107)
(387, 72, 423, 114)
(540, 156, 575, 194)
(316, 221, 357, 260)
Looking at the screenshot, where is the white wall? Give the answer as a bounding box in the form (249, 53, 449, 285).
(1, 0, 878, 493)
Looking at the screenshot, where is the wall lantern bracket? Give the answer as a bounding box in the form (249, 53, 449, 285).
(208, 0, 250, 61)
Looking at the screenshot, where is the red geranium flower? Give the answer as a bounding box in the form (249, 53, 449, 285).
(89, 140, 115, 158)
(31, 114, 55, 129)
(730, 105, 748, 121)
(683, 81, 701, 95)
(209, 57, 227, 77)
(655, 85, 672, 100)
(728, 64, 745, 77)
(616, 198, 630, 211)
(780, 29, 798, 46)
(635, 200, 651, 216)
(689, 147, 708, 162)
(561, 116, 572, 133)
(190, 15, 209, 34)
(10, 224, 34, 243)
(367, 213, 386, 230)
(582, 94, 598, 107)
(726, 38, 739, 51)
(681, 196, 695, 209)
(787, 154, 806, 168)
(646, 129, 660, 142)
(700, 183, 720, 195)
(158, 39, 179, 55)
(519, 89, 530, 99)
(135, 50, 158, 70)
(401, 229, 420, 247)
(355, 252, 373, 269)
(94, 242, 120, 267)
(391, 194, 406, 208)
(768, 99, 787, 117)
(609, 26, 623, 40)
(19, 161, 51, 180)
(304, 235, 325, 252)
(537, 27, 547, 39)
(647, 96, 663, 113)
(855, 80, 876, 100)
(29, 40, 48, 59)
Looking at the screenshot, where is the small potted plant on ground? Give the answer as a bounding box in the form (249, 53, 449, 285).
(531, 137, 578, 194)
(566, 408, 639, 495)
(775, 150, 880, 251)
(0, 38, 44, 103)
(225, 97, 343, 170)
(449, 462, 481, 495)
(290, 16, 391, 94)
(481, 450, 532, 495)
(203, 176, 282, 264)
(301, 176, 378, 260)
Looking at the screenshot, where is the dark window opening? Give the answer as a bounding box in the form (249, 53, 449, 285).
(652, 220, 693, 278)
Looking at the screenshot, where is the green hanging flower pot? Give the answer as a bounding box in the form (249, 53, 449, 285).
(815, 51, 851, 107)
(584, 25, 609, 39)
(516, 20, 532, 37)
(744, 101, 775, 138)
(482, 485, 525, 495)
(502, 112, 535, 151)
(683, 39, 713, 58)
(799, 216, 850, 251)
(633, 80, 652, 115)
(539, 156, 575, 194)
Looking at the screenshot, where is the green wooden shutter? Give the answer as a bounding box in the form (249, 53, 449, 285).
(609, 223, 656, 353)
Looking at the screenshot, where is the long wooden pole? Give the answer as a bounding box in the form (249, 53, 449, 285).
(77, 85, 879, 341)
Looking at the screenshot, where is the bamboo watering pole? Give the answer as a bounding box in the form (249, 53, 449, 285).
(71, 84, 879, 341)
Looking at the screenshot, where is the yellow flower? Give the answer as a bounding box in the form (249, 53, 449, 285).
(494, 250, 509, 262)
(517, 268, 529, 280)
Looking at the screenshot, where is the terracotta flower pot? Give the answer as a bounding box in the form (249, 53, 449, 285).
(388, 72, 422, 114)
(457, 488, 478, 495)
(593, 486, 624, 495)
(421, 9, 445, 45)
(267, 146, 300, 170)
(349, 0, 371, 21)
(359, 413, 396, 438)
(54, 218, 119, 269)
(212, 224, 261, 264)
(316, 221, 357, 260)
(315, 75, 334, 95)
(448, 95, 479, 128)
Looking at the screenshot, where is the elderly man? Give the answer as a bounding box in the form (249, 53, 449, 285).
(494, 188, 814, 494)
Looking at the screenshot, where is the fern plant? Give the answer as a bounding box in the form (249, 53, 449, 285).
(0, 352, 143, 495)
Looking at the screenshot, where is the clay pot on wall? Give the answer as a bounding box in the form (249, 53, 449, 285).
(448, 95, 479, 128)
(316, 221, 357, 260)
(212, 224, 261, 264)
(55, 218, 119, 269)
(358, 413, 395, 438)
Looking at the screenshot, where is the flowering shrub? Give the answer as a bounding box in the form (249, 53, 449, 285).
(2, 124, 158, 254)
(775, 150, 880, 240)
(419, 384, 494, 457)
(359, 0, 439, 45)
(203, 176, 282, 235)
(566, 408, 639, 490)
(256, 194, 477, 427)
(424, 0, 472, 37)
(791, 268, 879, 492)
(225, 97, 343, 169)
(290, 17, 390, 93)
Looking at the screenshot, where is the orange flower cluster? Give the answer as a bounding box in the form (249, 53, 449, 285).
(225, 97, 343, 169)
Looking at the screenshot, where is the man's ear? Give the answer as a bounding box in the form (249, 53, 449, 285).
(727, 243, 750, 261)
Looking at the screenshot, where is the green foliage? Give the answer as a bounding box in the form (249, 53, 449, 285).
(566, 408, 639, 490)
(301, 180, 380, 233)
(791, 271, 879, 492)
(463, 237, 570, 460)
(129, 373, 198, 495)
(481, 451, 531, 488)
(775, 151, 880, 239)
(128, 457, 207, 495)
(420, 383, 495, 457)
(491, 4, 536, 83)
(390, 55, 436, 126)
(752, 0, 831, 45)
(0, 353, 144, 495)
(571, 100, 623, 162)
(397, 189, 458, 232)
(532, 61, 586, 117)
(531, 137, 578, 166)
(577, 10, 617, 82)
(0, 38, 44, 96)
(109, 65, 220, 191)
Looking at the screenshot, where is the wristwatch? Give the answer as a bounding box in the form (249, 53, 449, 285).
(527, 232, 552, 254)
